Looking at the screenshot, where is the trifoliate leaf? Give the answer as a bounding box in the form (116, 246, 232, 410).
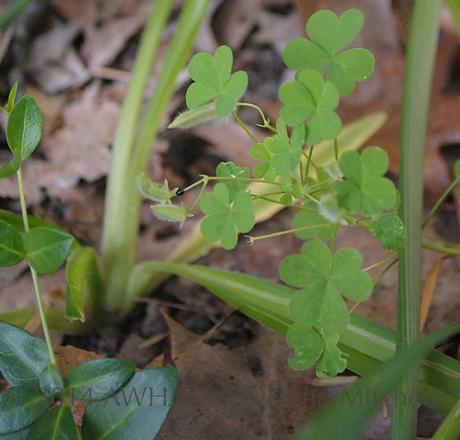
(292, 204, 335, 241)
(280, 240, 373, 336)
(283, 9, 375, 96)
(334, 146, 397, 215)
(200, 183, 255, 250)
(279, 69, 341, 144)
(186, 45, 248, 117)
(315, 334, 347, 377)
(369, 213, 406, 251)
(250, 139, 276, 182)
(216, 161, 250, 200)
(285, 325, 324, 371)
(136, 174, 177, 203)
(268, 120, 304, 187)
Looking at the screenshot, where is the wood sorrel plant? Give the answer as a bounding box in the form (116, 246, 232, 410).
(1, 3, 460, 438)
(146, 8, 402, 377)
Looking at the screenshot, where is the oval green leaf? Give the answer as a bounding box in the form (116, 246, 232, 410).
(0, 220, 24, 267)
(6, 95, 43, 161)
(81, 367, 178, 440)
(0, 384, 52, 434)
(26, 405, 79, 440)
(24, 227, 74, 274)
(0, 322, 50, 386)
(66, 358, 135, 402)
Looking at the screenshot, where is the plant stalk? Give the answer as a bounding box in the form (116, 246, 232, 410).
(103, 0, 211, 312)
(392, 1, 442, 437)
(17, 168, 57, 366)
(101, 0, 173, 311)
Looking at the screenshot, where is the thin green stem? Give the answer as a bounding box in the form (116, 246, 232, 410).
(232, 110, 257, 143)
(17, 169, 57, 366)
(245, 223, 330, 243)
(304, 146, 315, 181)
(364, 255, 395, 272)
(237, 102, 277, 132)
(392, 1, 442, 437)
(422, 241, 460, 256)
(374, 257, 399, 287)
(423, 176, 460, 227)
(334, 138, 339, 161)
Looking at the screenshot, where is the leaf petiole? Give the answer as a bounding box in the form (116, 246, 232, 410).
(236, 102, 277, 132)
(232, 110, 257, 143)
(16, 168, 57, 367)
(245, 223, 330, 244)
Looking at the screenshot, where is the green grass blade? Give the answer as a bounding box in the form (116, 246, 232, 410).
(448, 0, 460, 37)
(394, 1, 442, 437)
(293, 323, 460, 440)
(433, 399, 460, 440)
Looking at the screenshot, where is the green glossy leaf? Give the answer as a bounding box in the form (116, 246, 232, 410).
(0, 384, 51, 434)
(6, 95, 43, 162)
(280, 240, 372, 339)
(334, 146, 397, 215)
(168, 102, 219, 129)
(186, 45, 248, 116)
(81, 367, 178, 440)
(369, 213, 406, 251)
(200, 183, 255, 250)
(279, 69, 341, 144)
(0, 220, 24, 266)
(39, 365, 64, 400)
(66, 359, 135, 402)
(23, 227, 74, 274)
(216, 161, 250, 200)
(0, 209, 69, 235)
(0, 426, 29, 439)
(283, 9, 375, 96)
(65, 246, 104, 323)
(26, 405, 79, 440)
(293, 322, 460, 440)
(0, 322, 50, 386)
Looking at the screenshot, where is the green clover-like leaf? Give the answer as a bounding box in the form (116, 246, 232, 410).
(279, 69, 341, 144)
(186, 45, 248, 117)
(250, 138, 276, 182)
(292, 203, 335, 241)
(216, 161, 250, 200)
(280, 240, 372, 336)
(283, 9, 375, 96)
(334, 146, 398, 215)
(315, 333, 347, 377)
(200, 183, 255, 250)
(368, 213, 406, 251)
(285, 324, 324, 371)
